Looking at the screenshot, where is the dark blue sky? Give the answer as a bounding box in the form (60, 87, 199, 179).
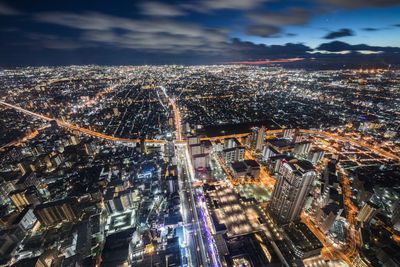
(0, 0, 399, 66)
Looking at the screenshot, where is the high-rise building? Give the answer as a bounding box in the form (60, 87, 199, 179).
(269, 159, 316, 223)
(9, 186, 42, 210)
(223, 138, 239, 149)
(222, 147, 245, 163)
(293, 141, 312, 156)
(34, 197, 81, 226)
(104, 188, 139, 214)
(356, 202, 379, 226)
(307, 149, 325, 164)
(283, 128, 293, 139)
(10, 207, 37, 237)
(0, 179, 16, 205)
(251, 126, 265, 152)
(15, 172, 40, 190)
(222, 138, 245, 163)
(262, 145, 278, 162)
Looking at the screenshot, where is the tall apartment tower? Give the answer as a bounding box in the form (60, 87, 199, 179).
(283, 128, 293, 139)
(251, 126, 265, 152)
(256, 126, 266, 152)
(269, 159, 316, 223)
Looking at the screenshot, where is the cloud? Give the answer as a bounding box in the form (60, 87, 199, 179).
(248, 8, 311, 27)
(317, 41, 400, 53)
(245, 25, 280, 37)
(139, 2, 186, 17)
(243, 1, 398, 38)
(323, 28, 354, 39)
(394, 24, 400, 27)
(34, 11, 226, 39)
(33, 11, 228, 53)
(81, 30, 227, 53)
(229, 39, 313, 59)
(0, 3, 22, 16)
(201, 0, 266, 11)
(182, 0, 268, 13)
(362, 27, 380, 31)
(317, 0, 400, 8)
(245, 28, 298, 38)
(3, 1, 400, 66)
(246, 8, 312, 37)
(26, 33, 87, 50)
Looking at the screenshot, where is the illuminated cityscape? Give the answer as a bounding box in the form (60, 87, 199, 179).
(1, 1, 400, 267)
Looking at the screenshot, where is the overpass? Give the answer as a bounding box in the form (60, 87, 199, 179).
(2, 100, 398, 161)
(0, 101, 165, 145)
(201, 129, 399, 161)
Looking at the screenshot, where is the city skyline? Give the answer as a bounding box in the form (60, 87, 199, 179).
(1, 65, 399, 267)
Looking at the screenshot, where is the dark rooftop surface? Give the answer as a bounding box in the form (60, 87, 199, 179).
(224, 232, 283, 267)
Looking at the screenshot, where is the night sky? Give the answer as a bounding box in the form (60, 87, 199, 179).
(1, 0, 400, 66)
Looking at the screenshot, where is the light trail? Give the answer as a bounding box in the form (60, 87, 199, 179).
(196, 193, 220, 267)
(0, 128, 41, 151)
(177, 145, 210, 267)
(159, 86, 182, 141)
(0, 101, 165, 145)
(200, 129, 399, 161)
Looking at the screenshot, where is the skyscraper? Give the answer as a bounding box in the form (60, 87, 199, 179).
(251, 126, 265, 152)
(269, 159, 316, 223)
(256, 126, 266, 152)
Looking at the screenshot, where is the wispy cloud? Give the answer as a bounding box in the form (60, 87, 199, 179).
(183, 0, 268, 13)
(246, 8, 312, 37)
(0, 2, 22, 16)
(318, 0, 400, 8)
(33, 11, 228, 53)
(139, 2, 186, 17)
